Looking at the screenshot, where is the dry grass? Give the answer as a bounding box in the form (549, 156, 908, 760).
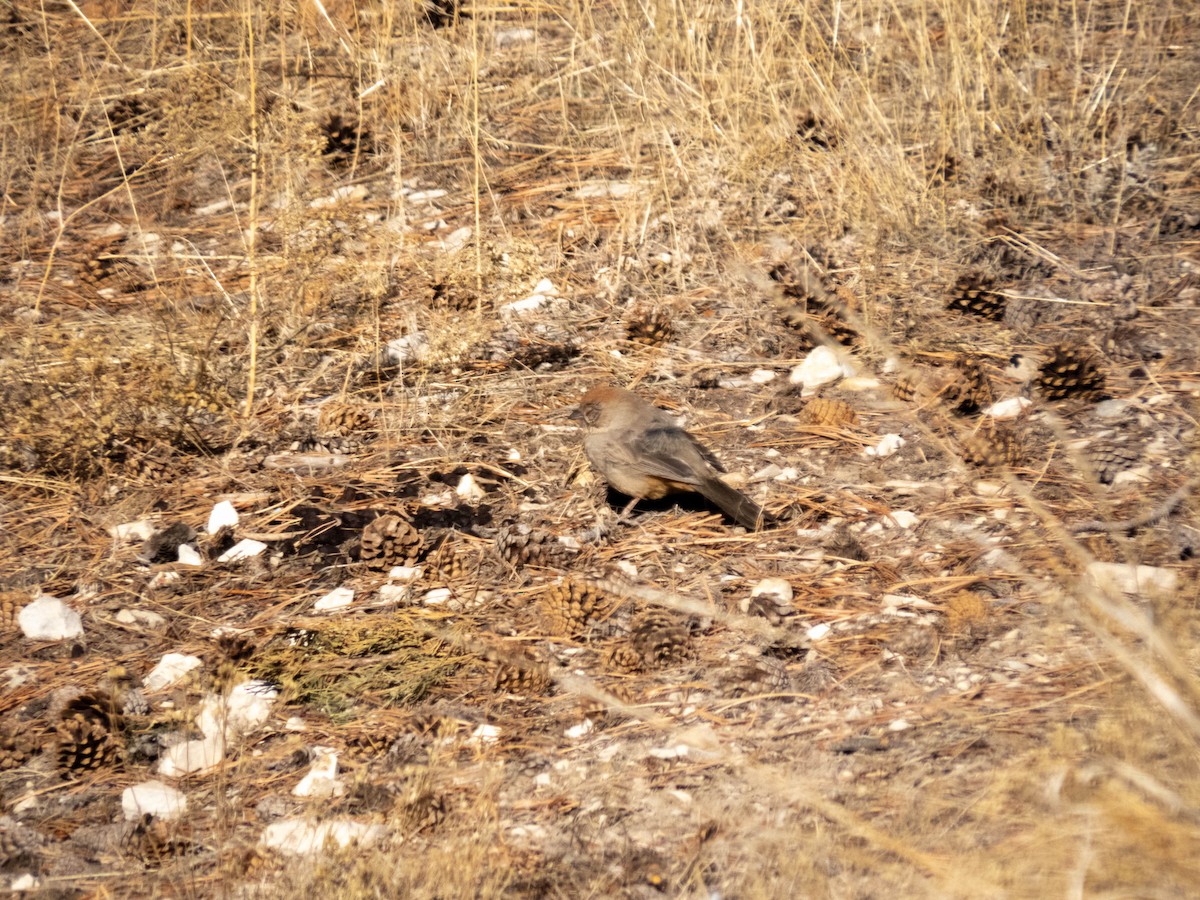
(1, 0, 1199, 896)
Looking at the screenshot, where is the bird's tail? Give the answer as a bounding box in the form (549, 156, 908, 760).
(698, 476, 771, 530)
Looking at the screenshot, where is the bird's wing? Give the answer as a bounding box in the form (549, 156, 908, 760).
(630, 426, 720, 486)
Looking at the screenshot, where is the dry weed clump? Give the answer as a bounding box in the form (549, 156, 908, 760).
(0, 0, 1198, 895)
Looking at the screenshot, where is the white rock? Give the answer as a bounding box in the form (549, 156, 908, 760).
(1084, 562, 1178, 599)
(18, 595, 83, 641)
(805, 623, 832, 641)
(983, 397, 1032, 419)
(882, 593, 936, 611)
(10, 874, 39, 892)
(750, 463, 783, 482)
(774, 467, 800, 482)
(575, 180, 632, 199)
(148, 571, 181, 590)
(501, 294, 549, 316)
(144, 654, 203, 691)
(218, 539, 267, 562)
(506, 448, 522, 462)
(385, 333, 428, 366)
(882, 510, 920, 529)
(207, 500, 239, 533)
(115, 608, 167, 628)
(840, 376, 882, 391)
(110, 519, 157, 542)
(751, 577, 793, 604)
(407, 188, 447, 203)
(197, 681, 278, 741)
(615, 560, 637, 579)
(422, 588, 452, 606)
(888, 718, 912, 732)
(293, 747, 345, 799)
(1093, 399, 1132, 419)
(471, 724, 501, 744)
(864, 434, 905, 458)
(388, 566, 423, 583)
(439, 226, 472, 252)
(749, 369, 777, 384)
(564, 720, 594, 740)
(158, 734, 225, 777)
(286, 717, 308, 731)
(649, 744, 690, 760)
(456, 473, 485, 501)
(314, 587, 354, 611)
(377, 583, 412, 605)
(177, 544, 203, 566)
(495, 26, 535, 47)
(530, 277, 558, 296)
(261, 818, 386, 856)
(789, 346, 853, 389)
(122, 781, 187, 821)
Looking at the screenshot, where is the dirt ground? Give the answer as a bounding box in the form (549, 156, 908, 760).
(2, 1, 1199, 897)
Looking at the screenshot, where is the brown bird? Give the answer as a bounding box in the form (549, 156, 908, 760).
(570, 385, 770, 529)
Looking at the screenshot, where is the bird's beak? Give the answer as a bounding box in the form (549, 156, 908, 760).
(567, 406, 583, 423)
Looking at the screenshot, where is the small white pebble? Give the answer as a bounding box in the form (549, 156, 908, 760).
(749, 369, 777, 384)
(207, 500, 239, 533)
(864, 434, 905, 458)
(456, 473, 486, 501)
(314, 587, 354, 611)
(983, 397, 1031, 419)
(218, 539, 267, 563)
(177, 544, 203, 566)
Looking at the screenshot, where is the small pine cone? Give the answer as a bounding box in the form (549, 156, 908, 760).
(578, 681, 637, 722)
(945, 591, 990, 637)
(602, 641, 645, 674)
(122, 441, 174, 481)
(1085, 441, 1140, 485)
(318, 402, 375, 437)
(1002, 296, 1049, 332)
(541, 578, 616, 637)
(0, 728, 32, 771)
(0, 591, 23, 631)
(625, 305, 673, 347)
(629, 609, 692, 667)
(492, 652, 553, 695)
(719, 655, 791, 695)
(1036, 343, 1108, 401)
(947, 273, 1006, 320)
(942, 356, 994, 415)
(359, 514, 422, 568)
(495, 524, 574, 568)
(78, 252, 137, 291)
(215, 630, 256, 663)
(797, 397, 858, 427)
(323, 113, 371, 163)
(56, 713, 117, 773)
(1159, 209, 1200, 236)
(892, 368, 931, 403)
(962, 425, 1023, 468)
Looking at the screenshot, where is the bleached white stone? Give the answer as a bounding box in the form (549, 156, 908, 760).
(18, 595, 83, 641)
(314, 587, 354, 611)
(207, 500, 239, 533)
(805, 623, 831, 641)
(456, 473, 485, 501)
(122, 781, 187, 821)
(218, 539, 267, 562)
(158, 734, 225, 778)
(983, 397, 1032, 420)
(197, 680, 278, 741)
(177, 544, 203, 566)
(144, 654, 202, 691)
(749, 368, 777, 384)
(789, 346, 853, 389)
(751, 577, 793, 604)
(260, 818, 386, 856)
(864, 434, 905, 458)
(292, 747, 345, 799)
(1084, 562, 1177, 599)
(110, 519, 157, 542)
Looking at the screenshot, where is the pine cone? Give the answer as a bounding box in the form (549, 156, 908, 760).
(318, 402, 376, 437)
(1002, 296, 1048, 332)
(0, 591, 22, 632)
(0, 728, 31, 771)
(1085, 441, 1140, 484)
(891, 368, 931, 403)
(770, 260, 857, 348)
(947, 273, 1006, 320)
(962, 424, 1023, 468)
(322, 113, 371, 164)
(494, 524, 574, 568)
(796, 397, 858, 427)
(491, 649, 553, 695)
(359, 514, 422, 568)
(942, 356, 994, 415)
(1159, 209, 1200, 236)
(625, 305, 673, 347)
(1036, 343, 1108, 401)
(541, 579, 617, 638)
(629, 609, 692, 667)
(56, 700, 120, 774)
(602, 641, 644, 674)
(718, 656, 791, 695)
